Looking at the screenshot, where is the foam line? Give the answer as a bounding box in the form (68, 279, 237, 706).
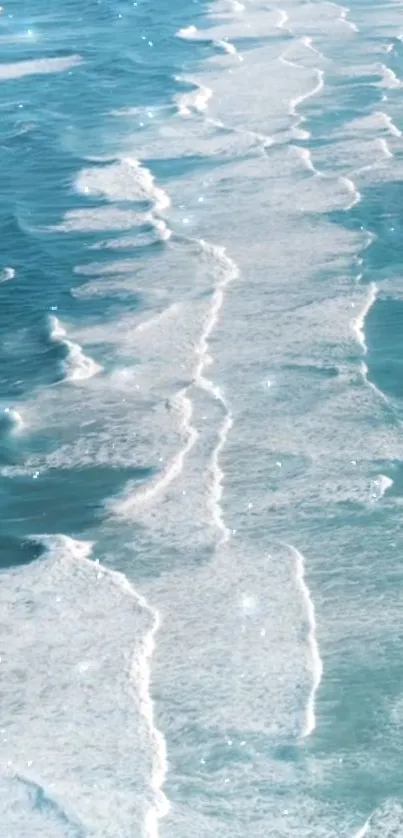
(135, 304, 181, 335)
(175, 77, 213, 115)
(352, 282, 377, 353)
(376, 111, 402, 137)
(284, 66, 324, 140)
(276, 9, 291, 32)
(0, 55, 82, 80)
(36, 535, 169, 838)
(340, 176, 361, 209)
(328, 2, 358, 31)
(289, 543, 323, 738)
(301, 36, 325, 61)
(377, 137, 393, 158)
(379, 65, 401, 88)
(195, 240, 239, 544)
(176, 24, 239, 58)
(294, 146, 319, 175)
(115, 241, 238, 537)
(49, 315, 102, 382)
(352, 815, 372, 838)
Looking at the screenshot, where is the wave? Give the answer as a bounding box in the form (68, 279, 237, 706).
(377, 136, 393, 158)
(352, 282, 378, 353)
(328, 2, 358, 31)
(375, 110, 402, 137)
(276, 9, 291, 33)
(0, 55, 82, 80)
(49, 315, 102, 382)
(378, 64, 401, 89)
(176, 23, 239, 58)
(280, 57, 324, 140)
(286, 544, 322, 737)
(0, 267, 15, 283)
(340, 175, 361, 209)
(174, 76, 213, 115)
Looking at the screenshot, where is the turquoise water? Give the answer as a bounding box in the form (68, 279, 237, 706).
(1, 0, 403, 835)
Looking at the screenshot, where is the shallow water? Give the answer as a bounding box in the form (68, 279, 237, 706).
(1, 0, 403, 835)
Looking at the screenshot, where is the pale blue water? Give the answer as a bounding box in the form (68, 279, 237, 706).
(1, 0, 403, 836)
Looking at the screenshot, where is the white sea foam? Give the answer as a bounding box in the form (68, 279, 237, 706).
(340, 175, 361, 209)
(379, 65, 401, 88)
(377, 137, 393, 158)
(370, 474, 393, 501)
(276, 9, 290, 31)
(0, 54, 82, 80)
(0, 267, 15, 283)
(49, 315, 102, 382)
(114, 240, 238, 532)
(294, 146, 319, 175)
(176, 23, 238, 57)
(301, 36, 326, 61)
(328, 2, 358, 31)
(352, 282, 377, 353)
(290, 543, 323, 737)
(285, 67, 324, 140)
(175, 77, 213, 115)
(1, 534, 169, 838)
(376, 110, 402, 137)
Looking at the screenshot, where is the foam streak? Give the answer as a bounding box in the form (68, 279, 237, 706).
(290, 543, 323, 738)
(50, 316, 102, 382)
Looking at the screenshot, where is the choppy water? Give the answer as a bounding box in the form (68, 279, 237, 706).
(1, 0, 403, 835)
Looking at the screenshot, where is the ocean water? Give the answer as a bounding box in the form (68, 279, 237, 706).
(1, 0, 403, 835)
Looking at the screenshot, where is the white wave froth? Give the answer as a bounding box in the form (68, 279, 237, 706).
(352, 282, 377, 353)
(376, 110, 402, 137)
(114, 241, 238, 538)
(0, 54, 82, 80)
(175, 77, 213, 115)
(290, 543, 323, 737)
(75, 157, 171, 214)
(50, 315, 102, 382)
(176, 23, 239, 57)
(340, 176, 361, 209)
(328, 2, 358, 31)
(282, 63, 324, 140)
(0, 267, 15, 282)
(7, 533, 170, 838)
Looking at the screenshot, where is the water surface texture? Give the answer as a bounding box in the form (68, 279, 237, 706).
(1, 0, 403, 835)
